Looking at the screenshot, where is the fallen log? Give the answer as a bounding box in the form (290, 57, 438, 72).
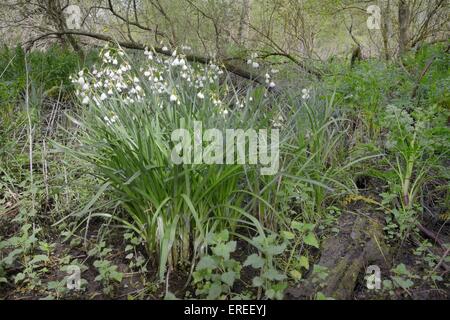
(285, 200, 390, 300)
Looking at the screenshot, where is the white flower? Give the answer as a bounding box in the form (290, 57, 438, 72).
(100, 93, 107, 101)
(81, 96, 90, 105)
(301, 88, 310, 99)
(112, 59, 118, 65)
(170, 94, 178, 102)
(162, 46, 168, 52)
(104, 114, 118, 126)
(252, 61, 259, 69)
(197, 92, 205, 99)
(269, 81, 276, 88)
(172, 58, 181, 66)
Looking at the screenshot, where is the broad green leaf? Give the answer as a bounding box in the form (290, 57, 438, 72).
(207, 282, 222, 299)
(281, 231, 295, 240)
(252, 276, 263, 287)
(221, 271, 236, 287)
(263, 268, 287, 281)
(299, 255, 309, 269)
(289, 270, 302, 281)
(304, 232, 319, 248)
(243, 254, 265, 269)
(196, 256, 218, 271)
(392, 276, 413, 289)
(212, 241, 236, 260)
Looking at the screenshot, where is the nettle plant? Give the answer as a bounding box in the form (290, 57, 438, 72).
(193, 230, 289, 300)
(192, 230, 242, 299)
(0, 223, 49, 289)
(67, 45, 278, 281)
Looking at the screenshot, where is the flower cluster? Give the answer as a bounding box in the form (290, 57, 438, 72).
(247, 53, 260, 69)
(71, 45, 281, 125)
(301, 88, 310, 100)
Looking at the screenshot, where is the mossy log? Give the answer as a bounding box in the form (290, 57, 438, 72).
(285, 202, 390, 300)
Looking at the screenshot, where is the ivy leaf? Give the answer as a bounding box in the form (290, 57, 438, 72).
(196, 256, 218, 271)
(304, 232, 319, 248)
(207, 282, 222, 299)
(263, 268, 287, 281)
(243, 254, 265, 269)
(252, 276, 264, 287)
(221, 271, 236, 287)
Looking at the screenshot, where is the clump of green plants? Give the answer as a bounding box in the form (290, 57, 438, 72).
(0, 223, 47, 289)
(382, 263, 418, 297)
(65, 46, 278, 281)
(379, 103, 449, 240)
(192, 229, 289, 300)
(88, 241, 124, 296)
(192, 230, 242, 299)
(244, 233, 288, 300)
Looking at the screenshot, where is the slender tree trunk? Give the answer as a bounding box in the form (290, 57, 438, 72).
(398, 0, 410, 55)
(381, 0, 391, 60)
(237, 0, 250, 45)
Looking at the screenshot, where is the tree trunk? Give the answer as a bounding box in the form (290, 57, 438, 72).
(46, 0, 84, 61)
(237, 0, 251, 45)
(381, 0, 391, 60)
(398, 0, 410, 55)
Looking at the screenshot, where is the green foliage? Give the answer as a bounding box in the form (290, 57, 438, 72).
(193, 230, 241, 299)
(88, 241, 124, 295)
(0, 45, 90, 106)
(0, 40, 448, 300)
(245, 233, 288, 300)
